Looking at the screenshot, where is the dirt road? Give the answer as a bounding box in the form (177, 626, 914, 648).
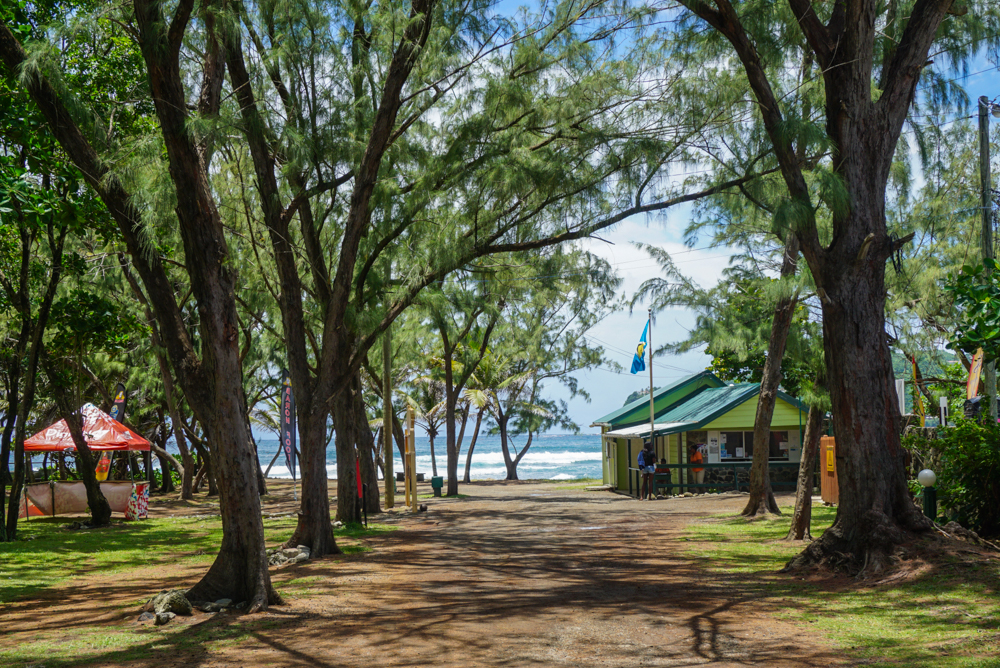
(5, 482, 846, 667)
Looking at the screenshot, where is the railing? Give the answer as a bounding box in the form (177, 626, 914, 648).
(626, 461, 810, 497)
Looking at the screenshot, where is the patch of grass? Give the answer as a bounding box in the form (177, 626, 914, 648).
(0, 515, 383, 604)
(684, 506, 1000, 668)
(0, 513, 396, 667)
(418, 493, 469, 499)
(0, 617, 290, 668)
(335, 522, 398, 539)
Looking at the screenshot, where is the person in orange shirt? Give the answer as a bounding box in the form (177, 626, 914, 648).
(689, 443, 705, 485)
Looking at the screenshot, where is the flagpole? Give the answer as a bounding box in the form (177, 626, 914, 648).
(648, 308, 654, 449)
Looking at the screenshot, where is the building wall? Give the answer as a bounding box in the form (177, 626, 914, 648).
(701, 395, 804, 431)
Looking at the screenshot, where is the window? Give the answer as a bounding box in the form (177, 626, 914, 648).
(721, 432, 744, 458)
(769, 431, 790, 460)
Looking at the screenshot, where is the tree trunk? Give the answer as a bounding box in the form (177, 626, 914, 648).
(449, 405, 469, 495)
(463, 409, 484, 483)
(158, 450, 177, 493)
(59, 406, 112, 527)
(785, 404, 823, 541)
(333, 381, 362, 526)
(284, 406, 339, 556)
(352, 375, 381, 513)
(742, 235, 800, 517)
(443, 341, 460, 495)
(428, 431, 438, 477)
(498, 413, 519, 481)
(785, 253, 931, 573)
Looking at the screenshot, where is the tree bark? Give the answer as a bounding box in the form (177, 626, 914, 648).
(742, 234, 800, 517)
(332, 378, 361, 526)
(785, 404, 823, 540)
(283, 407, 339, 555)
(463, 409, 484, 483)
(352, 374, 381, 513)
(58, 404, 112, 527)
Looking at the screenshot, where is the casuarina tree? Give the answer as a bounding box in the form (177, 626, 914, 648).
(675, 0, 1000, 572)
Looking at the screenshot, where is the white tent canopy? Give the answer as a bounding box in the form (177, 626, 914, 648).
(602, 422, 693, 439)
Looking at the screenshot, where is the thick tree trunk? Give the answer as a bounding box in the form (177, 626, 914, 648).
(59, 407, 112, 527)
(785, 253, 931, 573)
(333, 383, 362, 526)
(785, 404, 823, 541)
(742, 235, 800, 517)
(284, 408, 339, 556)
(498, 415, 520, 481)
(463, 410, 484, 483)
(352, 376, 381, 514)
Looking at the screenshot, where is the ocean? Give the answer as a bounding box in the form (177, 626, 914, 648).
(256, 432, 604, 481)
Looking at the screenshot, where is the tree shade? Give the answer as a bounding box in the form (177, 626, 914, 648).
(24, 404, 150, 452)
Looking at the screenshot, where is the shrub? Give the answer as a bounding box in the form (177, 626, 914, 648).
(904, 419, 1000, 536)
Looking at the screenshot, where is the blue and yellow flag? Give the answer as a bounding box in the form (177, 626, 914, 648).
(631, 322, 648, 374)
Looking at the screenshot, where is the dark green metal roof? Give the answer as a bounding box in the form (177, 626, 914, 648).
(590, 371, 725, 428)
(601, 380, 808, 438)
(658, 384, 760, 424)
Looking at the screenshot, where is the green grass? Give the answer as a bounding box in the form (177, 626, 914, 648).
(685, 507, 1000, 668)
(0, 514, 396, 667)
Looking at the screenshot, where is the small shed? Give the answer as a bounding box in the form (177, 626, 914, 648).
(591, 371, 807, 491)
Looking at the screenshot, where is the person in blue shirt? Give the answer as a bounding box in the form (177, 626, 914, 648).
(638, 441, 656, 500)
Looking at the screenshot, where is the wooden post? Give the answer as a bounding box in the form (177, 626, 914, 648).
(383, 321, 394, 509)
(407, 406, 417, 512)
(404, 405, 412, 507)
(980, 96, 997, 420)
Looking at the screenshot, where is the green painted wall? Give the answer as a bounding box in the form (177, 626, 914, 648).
(702, 395, 805, 430)
(616, 438, 629, 489)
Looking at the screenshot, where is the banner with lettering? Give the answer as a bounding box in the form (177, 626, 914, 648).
(281, 370, 297, 481)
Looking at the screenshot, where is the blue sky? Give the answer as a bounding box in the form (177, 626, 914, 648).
(548, 47, 1000, 435)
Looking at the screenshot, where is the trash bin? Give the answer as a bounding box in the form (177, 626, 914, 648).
(431, 476, 444, 497)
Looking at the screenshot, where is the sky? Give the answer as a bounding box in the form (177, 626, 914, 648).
(546, 50, 1000, 436)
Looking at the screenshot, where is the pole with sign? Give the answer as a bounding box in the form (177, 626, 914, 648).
(280, 370, 297, 500)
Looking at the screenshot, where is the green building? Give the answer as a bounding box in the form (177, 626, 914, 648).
(591, 371, 808, 491)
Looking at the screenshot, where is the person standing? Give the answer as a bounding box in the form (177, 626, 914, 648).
(638, 441, 656, 500)
(689, 443, 705, 486)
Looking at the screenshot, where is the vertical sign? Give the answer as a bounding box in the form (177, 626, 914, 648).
(109, 383, 127, 422)
(967, 348, 985, 400)
(281, 370, 297, 482)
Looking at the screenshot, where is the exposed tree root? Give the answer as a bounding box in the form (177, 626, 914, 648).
(741, 489, 781, 518)
(781, 506, 934, 577)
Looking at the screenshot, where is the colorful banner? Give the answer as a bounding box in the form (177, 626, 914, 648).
(95, 452, 111, 482)
(967, 348, 984, 400)
(109, 383, 127, 422)
(281, 369, 297, 481)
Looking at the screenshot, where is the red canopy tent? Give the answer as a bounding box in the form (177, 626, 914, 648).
(24, 403, 150, 452)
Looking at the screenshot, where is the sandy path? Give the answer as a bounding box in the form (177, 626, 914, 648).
(4, 482, 845, 667)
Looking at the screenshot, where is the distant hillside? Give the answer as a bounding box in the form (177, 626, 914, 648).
(623, 387, 661, 406)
